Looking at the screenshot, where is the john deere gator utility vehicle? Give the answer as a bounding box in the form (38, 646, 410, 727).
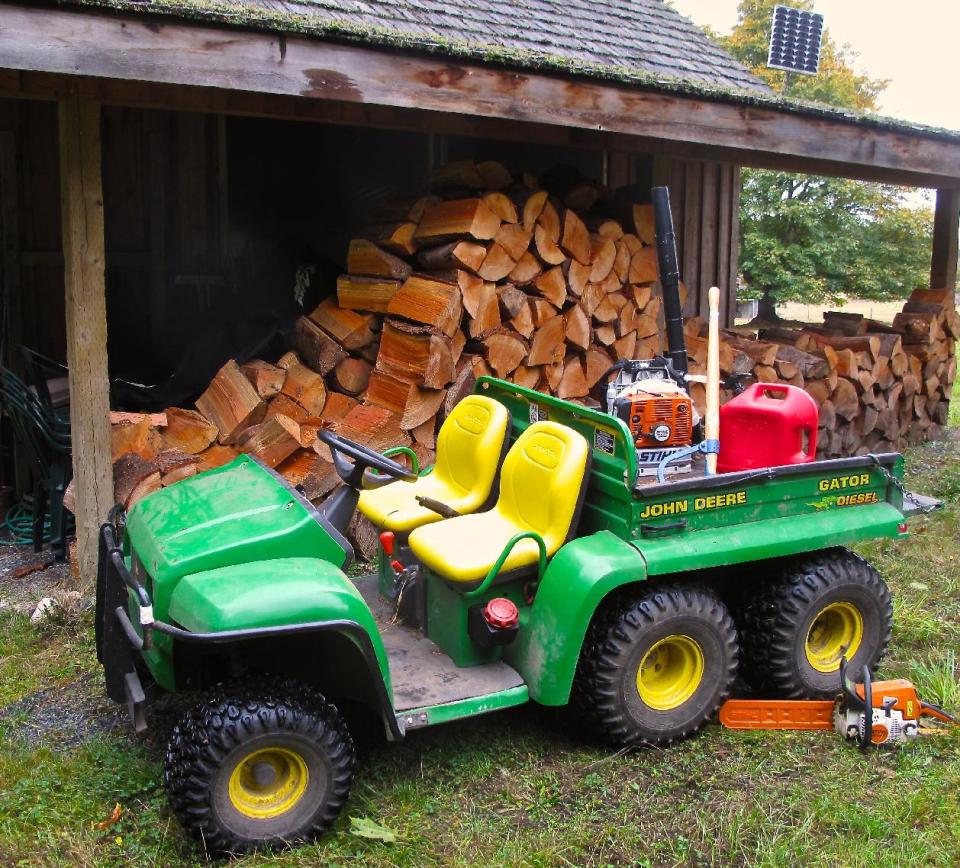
(96, 189, 937, 854)
(97, 373, 935, 853)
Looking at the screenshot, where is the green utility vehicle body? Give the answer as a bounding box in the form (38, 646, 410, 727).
(98, 377, 911, 738)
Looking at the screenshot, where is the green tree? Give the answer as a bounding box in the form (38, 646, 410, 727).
(718, 0, 933, 318)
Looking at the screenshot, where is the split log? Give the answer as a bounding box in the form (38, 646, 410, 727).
(495, 223, 533, 261)
(478, 243, 518, 281)
(347, 239, 412, 280)
(564, 304, 591, 350)
(417, 240, 487, 274)
(533, 266, 568, 307)
(467, 282, 501, 338)
(196, 444, 240, 473)
(241, 360, 286, 399)
(528, 315, 566, 366)
(414, 198, 501, 244)
(534, 224, 567, 265)
(308, 299, 376, 351)
(483, 191, 519, 223)
(162, 407, 219, 455)
(291, 316, 348, 375)
(336, 275, 402, 313)
(331, 357, 372, 396)
(265, 394, 310, 424)
(237, 414, 302, 468)
(113, 454, 161, 510)
(156, 449, 199, 487)
(196, 360, 267, 444)
(483, 332, 528, 377)
(557, 355, 589, 399)
(629, 248, 658, 284)
(368, 222, 418, 257)
(560, 209, 592, 265)
(387, 274, 463, 337)
(277, 451, 340, 501)
(589, 238, 617, 283)
(509, 251, 543, 285)
(280, 359, 328, 417)
(632, 203, 655, 245)
(111, 417, 162, 462)
(522, 191, 548, 232)
(377, 322, 454, 388)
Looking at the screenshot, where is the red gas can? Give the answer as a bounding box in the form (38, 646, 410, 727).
(718, 383, 819, 473)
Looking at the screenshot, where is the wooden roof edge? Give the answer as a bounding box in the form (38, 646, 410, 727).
(2, 2, 959, 187)
(58, 0, 960, 147)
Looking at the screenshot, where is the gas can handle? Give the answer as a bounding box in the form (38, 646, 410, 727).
(758, 383, 789, 398)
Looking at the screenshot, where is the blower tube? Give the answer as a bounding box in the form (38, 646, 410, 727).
(652, 186, 688, 376)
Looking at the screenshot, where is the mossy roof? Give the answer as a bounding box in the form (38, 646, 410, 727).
(61, 0, 960, 144)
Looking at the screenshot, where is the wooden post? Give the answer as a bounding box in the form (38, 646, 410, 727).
(59, 81, 112, 589)
(930, 187, 959, 293)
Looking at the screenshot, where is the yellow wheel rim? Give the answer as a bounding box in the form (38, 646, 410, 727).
(636, 635, 705, 711)
(805, 601, 863, 673)
(227, 747, 309, 819)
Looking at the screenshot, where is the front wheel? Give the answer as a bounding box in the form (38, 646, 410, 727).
(572, 585, 739, 746)
(164, 681, 354, 855)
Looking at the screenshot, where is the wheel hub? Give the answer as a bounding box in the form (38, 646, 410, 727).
(228, 747, 309, 819)
(636, 634, 705, 711)
(805, 601, 863, 673)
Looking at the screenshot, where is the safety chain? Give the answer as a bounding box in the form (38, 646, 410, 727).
(868, 454, 939, 515)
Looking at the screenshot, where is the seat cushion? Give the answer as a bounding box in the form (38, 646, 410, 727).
(357, 395, 510, 533)
(408, 421, 591, 584)
(409, 510, 543, 583)
(358, 472, 471, 533)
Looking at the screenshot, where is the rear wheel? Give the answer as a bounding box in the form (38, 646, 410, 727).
(164, 681, 354, 855)
(738, 548, 892, 698)
(573, 585, 738, 746)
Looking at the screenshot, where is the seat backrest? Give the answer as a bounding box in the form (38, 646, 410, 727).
(431, 395, 511, 508)
(495, 421, 590, 552)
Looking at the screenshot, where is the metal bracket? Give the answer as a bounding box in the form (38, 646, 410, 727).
(656, 439, 720, 484)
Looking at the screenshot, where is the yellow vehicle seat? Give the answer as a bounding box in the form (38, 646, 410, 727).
(408, 421, 591, 586)
(357, 395, 511, 533)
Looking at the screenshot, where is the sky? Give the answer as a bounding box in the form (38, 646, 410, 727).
(670, 0, 960, 132)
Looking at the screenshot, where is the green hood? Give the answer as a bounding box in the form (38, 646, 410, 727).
(124, 456, 351, 616)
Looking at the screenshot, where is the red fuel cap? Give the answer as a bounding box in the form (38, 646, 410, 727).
(483, 597, 519, 630)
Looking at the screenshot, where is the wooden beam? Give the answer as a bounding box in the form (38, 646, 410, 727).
(59, 81, 112, 589)
(1, 4, 959, 189)
(931, 187, 959, 292)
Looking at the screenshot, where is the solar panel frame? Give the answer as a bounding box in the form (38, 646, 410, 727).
(767, 5, 824, 76)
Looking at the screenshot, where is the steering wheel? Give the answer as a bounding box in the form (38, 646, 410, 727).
(317, 429, 417, 489)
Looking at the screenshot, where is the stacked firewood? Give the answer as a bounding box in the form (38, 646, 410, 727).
(679, 286, 956, 458)
(101, 160, 956, 554)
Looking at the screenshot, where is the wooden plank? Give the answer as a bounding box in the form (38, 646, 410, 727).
(726, 165, 741, 327)
(59, 84, 112, 589)
(698, 162, 718, 320)
(682, 161, 701, 317)
(930, 188, 959, 292)
(3, 6, 960, 187)
(716, 163, 734, 327)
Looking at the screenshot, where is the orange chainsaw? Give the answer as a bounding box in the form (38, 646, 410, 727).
(720, 660, 957, 749)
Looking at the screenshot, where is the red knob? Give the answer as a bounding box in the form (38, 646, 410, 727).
(483, 597, 519, 630)
(379, 531, 395, 556)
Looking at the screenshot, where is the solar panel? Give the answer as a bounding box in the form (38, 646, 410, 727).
(767, 5, 824, 76)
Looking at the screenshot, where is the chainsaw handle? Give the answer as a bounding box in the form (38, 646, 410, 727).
(859, 664, 874, 750)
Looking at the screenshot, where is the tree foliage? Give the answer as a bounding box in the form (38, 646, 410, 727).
(719, 0, 933, 307)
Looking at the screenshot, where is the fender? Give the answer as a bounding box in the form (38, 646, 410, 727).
(505, 531, 648, 705)
(159, 558, 398, 734)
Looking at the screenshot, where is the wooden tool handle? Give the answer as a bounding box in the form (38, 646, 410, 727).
(706, 286, 721, 475)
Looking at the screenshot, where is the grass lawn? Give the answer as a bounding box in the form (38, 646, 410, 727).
(1, 433, 959, 865)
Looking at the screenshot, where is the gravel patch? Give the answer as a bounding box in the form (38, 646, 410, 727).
(0, 672, 125, 749)
(0, 542, 75, 614)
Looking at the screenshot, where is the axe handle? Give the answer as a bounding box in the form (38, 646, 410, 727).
(706, 286, 721, 475)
